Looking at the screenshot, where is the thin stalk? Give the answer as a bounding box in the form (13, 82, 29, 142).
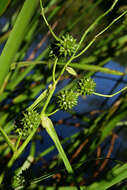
(74, 10, 127, 59)
(0, 127, 16, 152)
(76, 0, 119, 52)
(40, 0, 61, 42)
(52, 58, 58, 84)
(0, 124, 39, 184)
(15, 134, 22, 150)
(93, 86, 127, 98)
(41, 84, 56, 116)
(56, 0, 120, 83)
(56, 55, 76, 83)
(46, 109, 60, 116)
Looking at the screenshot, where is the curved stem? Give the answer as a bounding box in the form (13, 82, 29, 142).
(93, 86, 127, 98)
(74, 10, 127, 59)
(46, 109, 60, 116)
(75, 0, 119, 54)
(40, 0, 61, 42)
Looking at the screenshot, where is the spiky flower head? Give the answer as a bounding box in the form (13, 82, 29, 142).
(57, 90, 78, 111)
(15, 110, 40, 137)
(77, 77, 96, 96)
(50, 34, 78, 58)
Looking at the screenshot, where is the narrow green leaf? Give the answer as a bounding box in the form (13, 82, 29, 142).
(0, 0, 39, 89)
(11, 61, 125, 76)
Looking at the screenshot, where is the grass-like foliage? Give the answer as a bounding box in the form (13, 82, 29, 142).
(0, 0, 127, 189)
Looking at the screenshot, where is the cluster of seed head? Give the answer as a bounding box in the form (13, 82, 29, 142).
(77, 77, 96, 96)
(56, 77, 96, 111)
(15, 110, 40, 137)
(50, 34, 78, 58)
(57, 90, 78, 111)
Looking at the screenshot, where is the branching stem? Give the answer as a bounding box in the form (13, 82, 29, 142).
(94, 86, 127, 98)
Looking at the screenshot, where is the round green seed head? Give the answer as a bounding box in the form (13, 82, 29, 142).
(78, 77, 96, 96)
(57, 90, 78, 111)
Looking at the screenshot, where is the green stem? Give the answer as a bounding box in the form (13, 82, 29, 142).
(46, 109, 60, 116)
(74, 10, 127, 59)
(76, 0, 119, 53)
(0, 127, 16, 152)
(41, 84, 56, 116)
(52, 58, 58, 84)
(0, 0, 39, 89)
(93, 86, 127, 98)
(15, 134, 22, 150)
(56, 55, 75, 83)
(55, 1, 119, 84)
(0, 125, 39, 184)
(40, 0, 60, 42)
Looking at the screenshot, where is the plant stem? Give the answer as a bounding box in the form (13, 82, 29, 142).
(52, 58, 58, 84)
(74, 10, 127, 59)
(40, 0, 60, 42)
(93, 86, 127, 98)
(75, 0, 119, 53)
(0, 127, 16, 152)
(55, 1, 120, 84)
(46, 109, 60, 116)
(0, 125, 39, 184)
(41, 83, 56, 116)
(15, 134, 22, 150)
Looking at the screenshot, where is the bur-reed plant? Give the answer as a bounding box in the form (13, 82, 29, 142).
(0, 0, 127, 189)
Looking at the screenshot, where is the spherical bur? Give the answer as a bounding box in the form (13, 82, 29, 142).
(49, 34, 78, 58)
(15, 110, 40, 137)
(57, 90, 78, 111)
(78, 77, 96, 96)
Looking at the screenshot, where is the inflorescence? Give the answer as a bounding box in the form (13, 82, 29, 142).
(56, 77, 96, 111)
(15, 110, 40, 137)
(50, 33, 78, 58)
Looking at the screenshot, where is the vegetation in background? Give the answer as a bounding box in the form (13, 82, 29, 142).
(0, 0, 127, 189)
